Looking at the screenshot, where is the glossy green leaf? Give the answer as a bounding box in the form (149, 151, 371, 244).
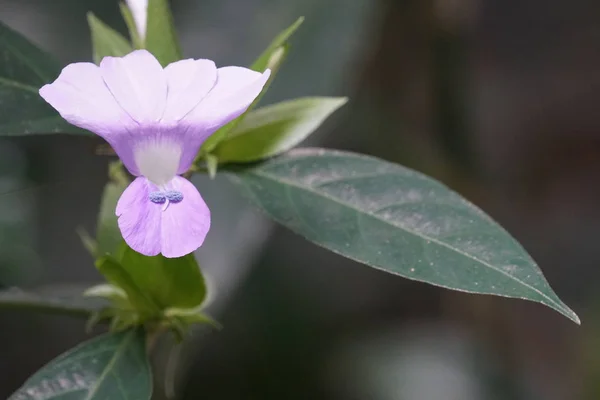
(9, 329, 151, 400)
(251, 17, 304, 72)
(120, 2, 143, 48)
(228, 148, 580, 324)
(0, 285, 105, 317)
(214, 97, 347, 163)
(96, 257, 159, 316)
(120, 246, 207, 309)
(0, 20, 82, 135)
(145, 0, 182, 66)
(87, 12, 133, 64)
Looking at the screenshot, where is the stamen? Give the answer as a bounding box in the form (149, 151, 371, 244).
(149, 191, 167, 204)
(165, 190, 184, 203)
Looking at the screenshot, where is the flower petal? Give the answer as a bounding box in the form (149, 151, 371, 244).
(174, 67, 271, 172)
(163, 58, 217, 122)
(39, 62, 136, 137)
(116, 177, 162, 256)
(187, 67, 271, 131)
(100, 50, 167, 123)
(160, 176, 210, 258)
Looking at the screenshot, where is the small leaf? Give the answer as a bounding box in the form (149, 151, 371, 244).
(227, 148, 580, 324)
(199, 21, 299, 154)
(251, 17, 304, 72)
(77, 227, 98, 256)
(87, 12, 133, 64)
(200, 46, 291, 155)
(165, 307, 221, 330)
(84, 283, 130, 308)
(214, 97, 347, 163)
(96, 163, 130, 257)
(96, 257, 159, 317)
(0, 20, 83, 136)
(120, 246, 207, 309)
(0, 285, 105, 318)
(9, 329, 152, 400)
(205, 153, 218, 179)
(120, 2, 143, 48)
(145, 0, 182, 66)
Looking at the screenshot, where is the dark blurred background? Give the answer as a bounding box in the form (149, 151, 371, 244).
(0, 0, 599, 399)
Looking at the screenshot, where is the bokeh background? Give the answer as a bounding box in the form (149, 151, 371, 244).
(0, 0, 598, 399)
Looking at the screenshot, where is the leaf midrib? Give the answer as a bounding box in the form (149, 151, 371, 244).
(83, 330, 137, 400)
(246, 167, 572, 318)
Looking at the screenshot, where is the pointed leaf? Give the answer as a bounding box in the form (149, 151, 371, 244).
(145, 0, 182, 66)
(96, 164, 129, 257)
(87, 12, 133, 64)
(251, 17, 304, 72)
(9, 329, 151, 400)
(0, 285, 105, 317)
(96, 257, 159, 316)
(200, 44, 290, 154)
(0, 21, 83, 135)
(227, 148, 580, 324)
(214, 97, 347, 163)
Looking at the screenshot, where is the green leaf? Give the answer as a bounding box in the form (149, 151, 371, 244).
(9, 329, 152, 400)
(200, 19, 301, 155)
(96, 257, 159, 317)
(214, 97, 347, 163)
(145, 0, 182, 66)
(87, 12, 133, 64)
(165, 307, 221, 330)
(0, 20, 82, 136)
(200, 45, 290, 156)
(251, 17, 304, 72)
(84, 283, 130, 308)
(0, 285, 106, 318)
(120, 2, 143, 48)
(227, 148, 580, 324)
(95, 163, 130, 257)
(120, 246, 207, 310)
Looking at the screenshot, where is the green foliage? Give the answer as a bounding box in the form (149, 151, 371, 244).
(95, 162, 130, 257)
(214, 97, 347, 163)
(9, 329, 152, 400)
(227, 148, 580, 324)
(95, 256, 159, 319)
(0, 21, 83, 136)
(200, 18, 302, 156)
(251, 17, 304, 72)
(87, 12, 133, 64)
(119, 246, 207, 310)
(0, 285, 105, 317)
(145, 0, 182, 66)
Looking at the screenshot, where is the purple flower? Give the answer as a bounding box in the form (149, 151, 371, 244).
(40, 50, 270, 258)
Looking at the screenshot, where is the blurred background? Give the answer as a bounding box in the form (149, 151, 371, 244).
(0, 0, 598, 399)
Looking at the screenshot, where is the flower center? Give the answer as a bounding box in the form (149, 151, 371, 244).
(134, 140, 182, 186)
